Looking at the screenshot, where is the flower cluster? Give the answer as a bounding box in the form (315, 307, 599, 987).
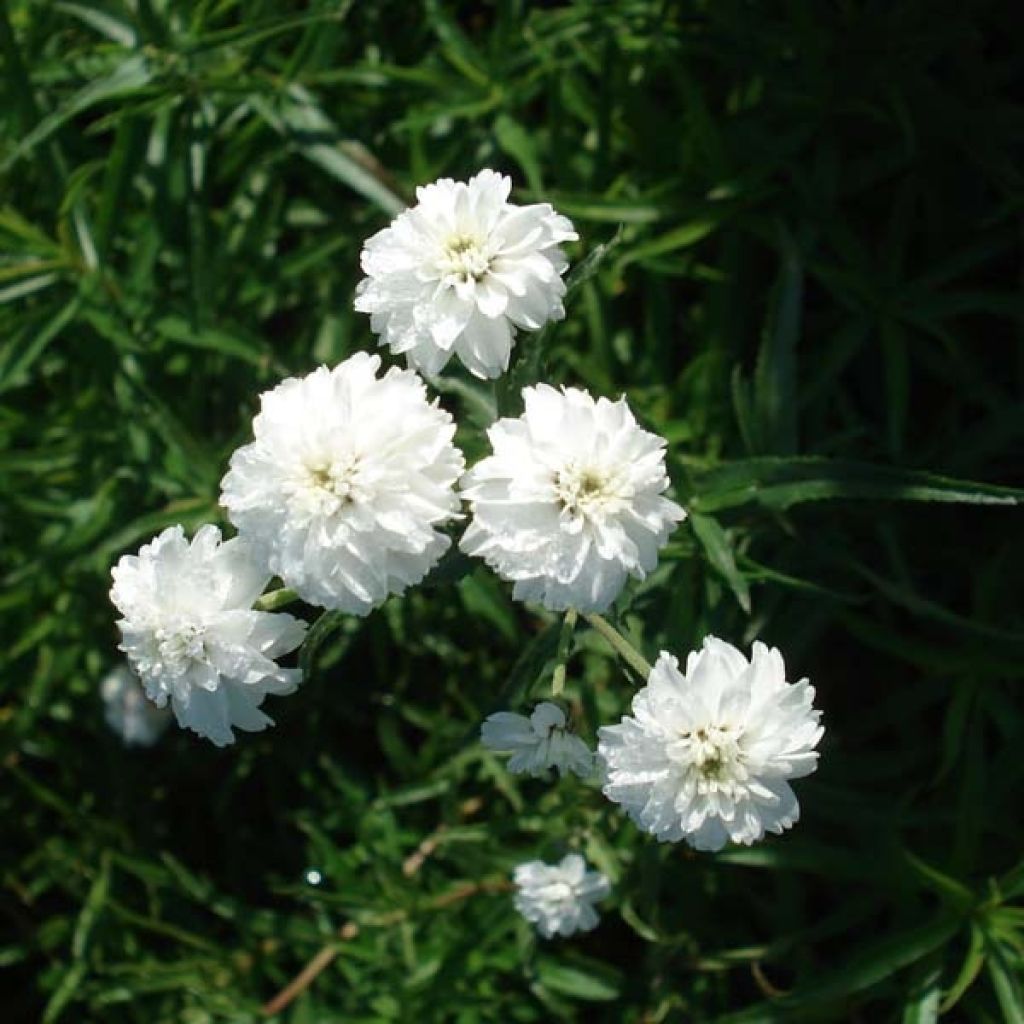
(108, 168, 824, 945)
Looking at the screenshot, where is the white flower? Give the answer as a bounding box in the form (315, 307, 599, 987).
(220, 353, 464, 613)
(481, 702, 593, 778)
(354, 169, 577, 379)
(460, 384, 686, 612)
(513, 853, 610, 938)
(110, 525, 306, 747)
(598, 638, 824, 851)
(100, 664, 172, 747)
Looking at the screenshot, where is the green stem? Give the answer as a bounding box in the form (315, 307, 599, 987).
(584, 613, 652, 678)
(550, 609, 578, 696)
(254, 587, 298, 612)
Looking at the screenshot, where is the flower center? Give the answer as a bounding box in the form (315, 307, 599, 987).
(554, 463, 625, 520)
(439, 234, 491, 284)
(540, 880, 575, 905)
(154, 623, 206, 674)
(301, 455, 363, 514)
(676, 723, 748, 791)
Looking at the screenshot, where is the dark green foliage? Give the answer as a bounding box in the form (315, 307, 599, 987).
(1, 1, 1022, 1020)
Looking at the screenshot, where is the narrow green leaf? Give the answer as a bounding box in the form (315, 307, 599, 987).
(537, 958, 622, 1001)
(153, 315, 269, 366)
(940, 922, 985, 1013)
(251, 90, 406, 216)
(1, 54, 152, 173)
(494, 113, 543, 192)
(689, 457, 1024, 513)
(901, 957, 941, 1024)
(984, 929, 1024, 1024)
(720, 916, 960, 1021)
(689, 512, 751, 612)
(72, 852, 111, 960)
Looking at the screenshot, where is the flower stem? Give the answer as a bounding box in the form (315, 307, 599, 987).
(550, 609, 578, 696)
(254, 587, 298, 612)
(583, 613, 652, 678)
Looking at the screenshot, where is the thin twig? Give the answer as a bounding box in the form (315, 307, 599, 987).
(262, 942, 341, 1017)
(260, 881, 510, 1015)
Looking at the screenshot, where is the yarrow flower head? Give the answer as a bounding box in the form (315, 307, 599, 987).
(100, 664, 172, 747)
(513, 853, 610, 938)
(220, 353, 464, 613)
(481, 702, 593, 778)
(354, 169, 577, 379)
(460, 384, 686, 612)
(110, 525, 306, 747)
(598, 637, 824, 851)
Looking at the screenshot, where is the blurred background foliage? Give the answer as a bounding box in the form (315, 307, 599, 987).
(1, 0, 1023, 1020)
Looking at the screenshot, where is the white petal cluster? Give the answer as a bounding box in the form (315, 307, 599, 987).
(110, 526, 306, 747)
(513, 854, 610, 938)
(220, 353, 464, 613)
(355, 169, 577, 379)
(598, 638, 824, 851)
(481, 702, 594, 778)
(460, 385, 686, 612)
(100, 664, 172, 747)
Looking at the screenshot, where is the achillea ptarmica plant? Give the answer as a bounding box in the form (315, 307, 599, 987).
(513, 854, 610, 938)
(481, 702, 594, 778)
(109, 526, 306, 747)
(220, 352, 464, 614)
(598, 637, 824, 851)
(460, 384, 686, 612)
(354, 169, 577, 379)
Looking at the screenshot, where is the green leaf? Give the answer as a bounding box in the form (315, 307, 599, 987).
(72, 852, 111, 961)
(153, 315, 269, 366)
(299, 610, 349, 682)
(689, 512, 751, 612)
(689, 457, 1024, 513)
(1, 54, 152, 173)
(251, 89, 406, 216)
(537, 958, 623, 1001)
(940, 922, 985, 1013)
(901, 957, 941, 1024)
(720, 915, 961, 1021)
(494, 113, 543, 192)
(752, 227, 802, 455)
(491, 619, 561, 711)
(984, 928, 1024, 1024)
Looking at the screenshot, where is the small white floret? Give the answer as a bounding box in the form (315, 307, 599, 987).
(100, 664, 172, 747)
(481, 702, 593, 778)
(220, 352, 464, 613)
(460, 384, 686, 612)
(355, 169, 577, 379)
(598, 637, 824, 851)
(513, 853, 610, 938)
(110, 525, 306, 747)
